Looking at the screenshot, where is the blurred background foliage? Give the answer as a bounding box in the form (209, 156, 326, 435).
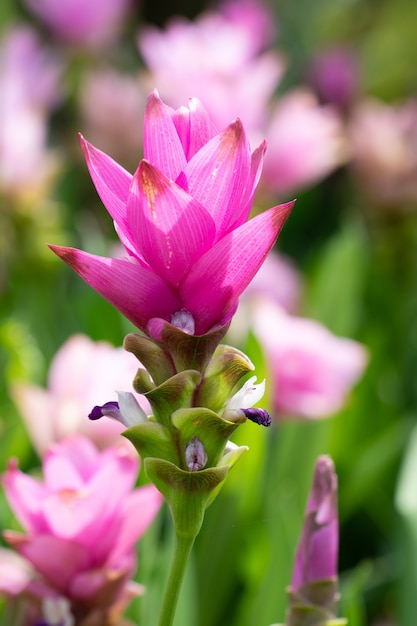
(1, 0, 417, 625)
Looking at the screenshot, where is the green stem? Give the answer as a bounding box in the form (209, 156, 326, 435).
(158, 532, 196, 626)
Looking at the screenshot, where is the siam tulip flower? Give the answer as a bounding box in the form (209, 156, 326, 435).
(12, 334, 148, 456)
(0, 26, 63, 198)
(22, 0, 133, 49)
(2, 436, 163, 626)
(261, 90, 346, 197)
(251, 299, 368, 418)
(282, 456, 346, 626)
(349, 98, 417, 209)
(50, 91, 293, 338)
(137, 3, 285, 141)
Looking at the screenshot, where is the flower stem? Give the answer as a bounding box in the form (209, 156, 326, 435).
(158, 531, 196, 626)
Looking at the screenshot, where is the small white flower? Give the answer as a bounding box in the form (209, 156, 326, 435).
(42, 597, 74, 626)
(226, 376, 266, 410)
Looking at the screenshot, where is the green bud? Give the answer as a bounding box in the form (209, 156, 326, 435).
(123, 422, 178, 465)
(172, 407, 245, 468)
(195, 344, 255, 412)
(144, 457, 228, 538)
(144, 370, 202, 427)
(124, 333, 176, 385)
(147, 318, 230, 373)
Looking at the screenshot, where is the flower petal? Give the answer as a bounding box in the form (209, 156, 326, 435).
(229, 140, 267, 230)
(181, 201, 294, 334)
(177, 119, 251, 238)
(79, 134, 132, 228)
(143, 91, 187, 181)
(171, 97, 218, 160)
(48, 245, 181, 332)
(126, 161, 215, 286)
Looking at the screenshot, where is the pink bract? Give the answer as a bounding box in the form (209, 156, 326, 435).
(2, 437, 163, 615)
(50, 91, 293, 337)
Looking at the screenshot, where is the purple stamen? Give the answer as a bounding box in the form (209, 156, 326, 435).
(241, 408, 271, 427)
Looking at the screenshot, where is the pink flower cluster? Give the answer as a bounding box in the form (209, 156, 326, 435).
(2, 437, 162, 624)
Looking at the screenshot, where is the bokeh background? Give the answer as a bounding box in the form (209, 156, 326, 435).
(1, 0, 417, 624)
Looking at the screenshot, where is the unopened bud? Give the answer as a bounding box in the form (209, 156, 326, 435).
(171, 309, 195, 335)
(185, 437, 208, 472)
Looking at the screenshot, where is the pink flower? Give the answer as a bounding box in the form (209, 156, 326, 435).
(12, 334, 147, 456)
(137, 4, 284, 139)
(261, 90, 346, 197)
(349, 98, 417, 208)
(79, 68, 148, 170)
(0, 548, 34, 596)
(50, 92, 293, 337)
(291, 455, 339, 590)
(2, 437, 163, 622)
(251, 300, 368, 418)
(22, 0, 132, 49)
(227, 251, 302, 346)
(0, 26, 62, 195)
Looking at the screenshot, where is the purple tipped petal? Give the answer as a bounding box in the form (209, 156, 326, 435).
(89, 401, 120, 421)
(291, 455, 338, 590)
(48, 245, 181, 333)
(143, 91, 187, 181)
(241, 408, 271, 427)
(126, 161, 216, 286)
(185, 437, 208, 471)
(178, 120, 251, 238)
(181, 201, 294, 334)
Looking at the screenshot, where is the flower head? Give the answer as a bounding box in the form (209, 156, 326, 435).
(2, 437, 163, 623)
(50, 91, 293, 337)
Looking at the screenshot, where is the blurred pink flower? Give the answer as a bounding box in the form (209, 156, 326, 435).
(2, 437, 163, 623)
(308, 46, 359, 111)
(79, 69, 148, 170)
(138, 1, 284, 139)
(12, 334, 147, 456)
(261, 90, 346, 197)
(23, 0, 132, 49)
(0, 26, 62, 196)
(251, 299, 368, 418)
(227, 251, 302, 345)
(349, 98, 417, 208)
(50, 92, 293, 337)
(0, 548, 34, 596)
